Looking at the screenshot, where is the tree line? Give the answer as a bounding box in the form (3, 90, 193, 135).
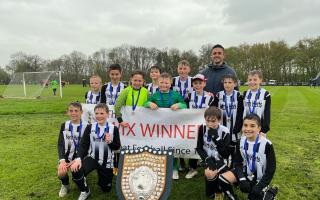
(1, 37, 320, 84)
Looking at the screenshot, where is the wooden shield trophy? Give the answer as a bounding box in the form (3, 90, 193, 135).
(116, 146, 173, 200)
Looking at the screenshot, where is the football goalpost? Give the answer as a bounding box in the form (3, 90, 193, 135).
(2, 71, 63, 99)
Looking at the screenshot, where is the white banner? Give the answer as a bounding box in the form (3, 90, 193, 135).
(81, 104, 204, 159)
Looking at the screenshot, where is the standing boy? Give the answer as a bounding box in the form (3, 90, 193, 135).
(184, 74, 214, 179)
(114, 70, 149, 127)
(172, 60, 193, 99)
(144, 72, 187, 180)
(71, 103, 121, 200)
(101, 64, 125, 105)
(213, 74, 244, 145)
(243, 70, 271, 135)
(85, 75, 102, 104)
(146, 65, 161, 95)
(51, 79, 59, 96)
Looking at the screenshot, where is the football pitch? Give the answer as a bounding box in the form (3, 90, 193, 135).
(0, 85, 319, 200)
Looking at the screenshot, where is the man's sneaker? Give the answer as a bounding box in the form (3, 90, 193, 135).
(78, 188, 91, 200)
(172, 170, 179, 180)
(59, 184, 70, 197)
(185, 169, 198, 179)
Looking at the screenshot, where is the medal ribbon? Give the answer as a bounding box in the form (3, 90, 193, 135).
(194, 91, 205, 108)
(178, 78, 188, 98)
(131, 88, 141, 111)
(69, 120, 82, 150)
(244, 136, 259, 173)
(95, 122, 109, 140)
(247, 89, 261, 114)
(223, 90, 235, 118)
(109, 83, 121, 105)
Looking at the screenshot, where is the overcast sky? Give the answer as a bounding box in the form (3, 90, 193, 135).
(1, 0, 319, 67)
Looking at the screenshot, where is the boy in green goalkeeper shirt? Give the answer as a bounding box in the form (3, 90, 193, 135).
(144, 72, 187, 180)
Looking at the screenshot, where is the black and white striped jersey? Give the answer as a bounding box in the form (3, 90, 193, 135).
(57, 120, 88, 162)
(196, 124, 231, 162)
(238, 135, 276, 187)
(78, 122, 120, 168)
(100, 82, 125, 105)
(85, 91, 101, 104)
(243, 88, 271, 133)
(213, 90, 244, 141)
(185, 91, 214, 109)
(172, 76, 193, 99)
(146, 83, 159, 95)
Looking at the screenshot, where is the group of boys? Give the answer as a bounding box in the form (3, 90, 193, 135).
(57, 49, 277, 199)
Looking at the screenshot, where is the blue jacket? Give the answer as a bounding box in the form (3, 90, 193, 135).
(201, 62, 238, 94)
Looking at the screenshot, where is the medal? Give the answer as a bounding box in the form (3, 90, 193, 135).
(132, 88, 141, 112)
(96, 122, 109, 141)
(227, 118, 231, 123)
(247, 174, 255, 181)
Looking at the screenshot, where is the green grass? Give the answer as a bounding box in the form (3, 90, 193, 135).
(0, 85, 320, 200)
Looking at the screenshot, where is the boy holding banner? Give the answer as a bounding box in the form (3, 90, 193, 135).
(114, 70, 149, 127)
(144, 72, 187, 180)
(172, 60, 193, 173)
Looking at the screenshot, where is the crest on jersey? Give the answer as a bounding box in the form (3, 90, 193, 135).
(116, 146, 173, 200)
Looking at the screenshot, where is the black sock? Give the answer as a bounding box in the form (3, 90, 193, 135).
(59, 174, 69, 185)
(218, 175, 238, 200)
(73, 170, 89, 192)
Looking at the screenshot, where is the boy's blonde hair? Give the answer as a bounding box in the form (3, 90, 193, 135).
(248, 70, 263, 79)
(159, 72, 172, 80)
(90, 75, 102, 82)
(178, 60, 190, 67)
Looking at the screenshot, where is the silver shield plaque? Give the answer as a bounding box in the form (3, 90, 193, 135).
(116, 146, 173, 200)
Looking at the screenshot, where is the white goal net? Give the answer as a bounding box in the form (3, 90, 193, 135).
(2, 71, 62, 99)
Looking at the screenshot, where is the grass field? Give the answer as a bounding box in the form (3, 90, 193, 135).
(0, 85, 319, 200)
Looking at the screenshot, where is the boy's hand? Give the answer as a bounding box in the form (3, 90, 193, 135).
(120, 122, 129, 127)
(208, 128, 219, 140)
(207, 92, 214, 96)
(105, 133, 111, 144)
(58, 160, 68, 175)
(259, 132, 266, 137)
(170, 103, 179, 111)
(70, 159, 81, 172)
(149, 102, 158, 110)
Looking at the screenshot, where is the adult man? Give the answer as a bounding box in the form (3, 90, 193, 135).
(201, 44, 238, 94)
